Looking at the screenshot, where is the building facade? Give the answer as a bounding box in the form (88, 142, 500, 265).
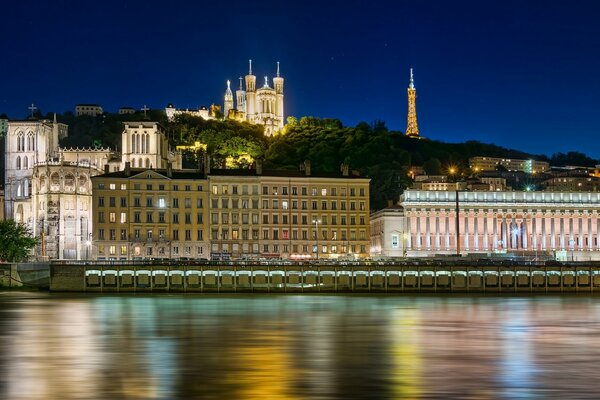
(401, 189, 600, 260)
(92, 166, 210, 260)
(370, 206, 406, 258)
(4, 117, 113, 259)
(119, 122, 182, 170)
(470, 156, 550, 173)
(91, 164, 371, 261)
(118, 107, 136, 115)
(75, 104, 103, 117)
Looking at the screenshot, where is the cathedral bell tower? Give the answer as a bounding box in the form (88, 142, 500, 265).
(272, 61, 284, 128)
(236, 77, 246, 113)
(224, 80, 234, 118)
(245, 59, 256, 122)
(405, 68, 420, 138)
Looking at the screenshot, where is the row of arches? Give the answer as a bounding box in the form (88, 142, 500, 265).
(16, 132, 36, 152)
(131, 158, 152, 168)
(132, 133, 151, 154)
(39, 173, 89, 193)
(15, 155, 30, 170)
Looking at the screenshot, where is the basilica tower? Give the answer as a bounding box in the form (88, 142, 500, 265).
(224, 80, 234, 117)
(245, 59, 256, 122)
(405, 68, 420, 138)
(236, 77, 246, 113)
(272, 61, 284, 128)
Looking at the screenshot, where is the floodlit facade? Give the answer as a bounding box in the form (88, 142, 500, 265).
(401, 189, 600, 260)
(75, 104, 103, 117)
(92, 166, 210, 260)
(370, 206, 406, 258)
(91, 163, 371, 261)
(470, 156, 550, 173)
(119, 122, 182, 170)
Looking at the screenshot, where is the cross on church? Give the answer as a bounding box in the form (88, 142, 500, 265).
(28, 103, 37, 118)
(141, 105, 149, 118)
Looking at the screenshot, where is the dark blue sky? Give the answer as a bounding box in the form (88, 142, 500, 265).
(2, 0, 600, 157)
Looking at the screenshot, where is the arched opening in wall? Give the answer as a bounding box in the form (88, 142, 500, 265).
(24, 157, 28, 169)
(16, 205, 23, 223)
(16, 156, 21, 170)
(145, 158, 150, 168)
(64, 174, 75, 192)
(132, 158, 136, 167)
(16, 183, 22, 197)
(78, 175, 87, 193)
(17, 133, 24, 152)
(50, 172, 60, 191)
(39, 175, 47, 192)
(145, 134, 150, 154)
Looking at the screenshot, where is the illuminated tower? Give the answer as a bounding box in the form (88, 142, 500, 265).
(245, 59, 257, 122)
(224, 80, 234, 118)
(236, 77, 246, 113)
(405, 68, 420, 138)
(272, 61, 284, 129)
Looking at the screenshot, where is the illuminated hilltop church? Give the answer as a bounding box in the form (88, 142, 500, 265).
(166, 60, 284, 136)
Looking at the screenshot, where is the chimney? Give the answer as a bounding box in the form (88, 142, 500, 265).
(124, 161, 131, 176)
(340, 163, 349, 176)
(204, 154, 211, 174)
(104, 164, 109, 174)
(256, 159, 263, 175)
(303, 160, 311, 176)
(166, 162, 173, 178)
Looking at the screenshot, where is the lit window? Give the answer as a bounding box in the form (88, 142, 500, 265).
(391, 234, 399, 248)
(109, 183, 116, 190)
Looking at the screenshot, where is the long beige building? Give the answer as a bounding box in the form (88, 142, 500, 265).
(470, 156, 549, 173)
(92, 163, 370, 260)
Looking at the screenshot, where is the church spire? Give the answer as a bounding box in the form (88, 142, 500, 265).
(249, 59, 253, 75)
(239, 76, 243, 90)
(276, 61, 280, 77)
(405, 68, 420, 138)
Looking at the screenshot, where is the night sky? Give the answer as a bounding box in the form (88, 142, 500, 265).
(2, 0, 600, 158)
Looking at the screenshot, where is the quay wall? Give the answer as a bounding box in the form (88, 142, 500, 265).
(50, 261, 600, 293)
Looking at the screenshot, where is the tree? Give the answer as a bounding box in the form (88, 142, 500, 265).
(0, 220, 38, 262)
(423, 158, 442, 175)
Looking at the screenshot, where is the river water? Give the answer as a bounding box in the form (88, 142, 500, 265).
(1, 293, 600, 399)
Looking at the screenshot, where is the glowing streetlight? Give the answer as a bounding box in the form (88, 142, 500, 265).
(312, 219, 321, 260)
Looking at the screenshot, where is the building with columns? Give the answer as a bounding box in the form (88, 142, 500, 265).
(400, 189, 600, 260)
(117, 122, 181, 170)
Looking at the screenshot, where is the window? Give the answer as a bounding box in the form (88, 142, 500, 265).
(360, 188, 365, 196)
(282, 200, 289, 210)
(98, 229, 105, 240)
(197, 198, 203, 208)
(197, 213, 203, 224)
(98, 212, 105, 223)
(120, 229, 127, 240)
(272, 186, 278, 195)
(159, 184, 165, 191)
(185, 185, 191, 191)
(120, 197, 127, 207)
(109, 229, 116, 240)
(222, 185, 228, 194)
(232, 185, 238, 194)
(109, 183, 116, 190)
(146, 197, 153, 207)
(185, 230, 192, 241)
(134, 229, 141, 239)
(134, 197, 141, 207)
(197, 185, 203, 191)
(273, 215, 279, 224)
(350, 188, 356, 196)
(282, 187, 288, 195)
(392, 234, 399, 248)
(109, 197, 116, 207)
(120, 245, 127, 255)
(262, 186, 269, 195)
(120, 213, 127, 223)
(301, 187, 307, 195)
(98, 197, 105, 207)
(321, 188, 327, 196)
(173, 198, 179, 208)
(222, 213, 229, 224)
(263, 214, 269, 224)
(185, 213, 191, 224)
(146, 184, 152, 191)
(212, 185, 218, 195)
(146, 212, 153, 223)
(159, 212, 165, 223)
(312, 188, 317, 196)
(173, 230, 179, 240)
(197, 230, 203, 240)
(252, 214, 259, 224)
(211, 213, 218, 224)
(173, 213, 179, 224)
(292, 187, 298, 195)
(185, 198, 191, 208)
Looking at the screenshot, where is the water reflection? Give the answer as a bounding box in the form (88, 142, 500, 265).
(1, 294, 600, 399)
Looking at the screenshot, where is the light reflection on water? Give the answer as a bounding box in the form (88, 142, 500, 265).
(2, 294, 600, 399)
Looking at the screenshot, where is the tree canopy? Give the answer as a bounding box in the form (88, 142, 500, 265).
(0, 220, 37, 262)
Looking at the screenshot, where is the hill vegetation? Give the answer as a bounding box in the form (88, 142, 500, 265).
(46, 111, 599, 210)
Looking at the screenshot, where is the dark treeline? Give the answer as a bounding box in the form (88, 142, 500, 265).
(38, 112, 599, 210)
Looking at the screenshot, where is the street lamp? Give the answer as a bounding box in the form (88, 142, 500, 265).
(312, 219, 321, 260)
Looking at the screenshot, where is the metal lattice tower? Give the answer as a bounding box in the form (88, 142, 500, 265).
(406, 68, 420, 137)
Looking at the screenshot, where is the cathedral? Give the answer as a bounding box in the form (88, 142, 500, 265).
(4, 115, 180, 260)
(224, 60, 285, 136)
(165, 60, 285, 136)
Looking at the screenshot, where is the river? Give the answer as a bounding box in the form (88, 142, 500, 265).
(1, 292, 600, 399)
